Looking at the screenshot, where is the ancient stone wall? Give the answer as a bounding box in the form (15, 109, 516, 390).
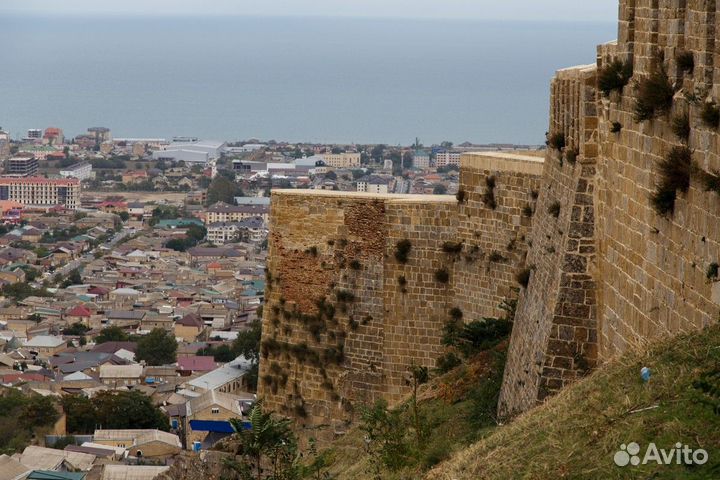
(259, 153, 542, 436)
(500, 0, 720, 416)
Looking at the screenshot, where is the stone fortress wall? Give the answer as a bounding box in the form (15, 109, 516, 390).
(259, 0, 720, 433)
(258, 153, 542, 437)
(500, 0, 720, 416)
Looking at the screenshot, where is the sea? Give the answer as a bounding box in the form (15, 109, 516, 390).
(0, 15, 615, 145)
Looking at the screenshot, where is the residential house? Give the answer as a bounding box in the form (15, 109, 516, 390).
(99, 364, 143, 388)
(174, 313, 204, 342)
(24, 336, 68, 359)
(185, 389, 251, 449)
(93, 429, 181, 460)
(177, 356, 216, 377)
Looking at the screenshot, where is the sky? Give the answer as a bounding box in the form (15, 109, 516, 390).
(0, 0, 618, 22)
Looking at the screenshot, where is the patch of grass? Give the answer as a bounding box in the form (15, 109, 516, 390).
(634, 66, 674, 121)
(700, 101, 720, 128)
(395, 239, 412, 264)
(548, 201, 561, 218)
(597, 58, 633, 96)
(676, 50, 694, 74)
(650, 146, 693, 216)
(671, 113, 691, 141)
(427, 324, 720, 480)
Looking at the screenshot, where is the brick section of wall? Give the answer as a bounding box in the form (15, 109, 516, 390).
(499, 66, 601, 417)
(501, 0, 720, 418)
(259, 155, 543, 438)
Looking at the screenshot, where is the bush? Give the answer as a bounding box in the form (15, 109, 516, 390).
(349, 259, 361, 270)
(671, 113, 691, 141)
(707, 262, 719, 280)
(700, 102, 720, 128)
(483, 176, 497, 210)
(449, 307, 463, 321)
(434, 268, 450, 284)
(650, 146, 693, 216)
(547, 132, 566, 151)
(522, 204, 533, 217)
(488, 251, 505, 263)
(515, 267, 532, 288)
(435, 352, 462, 374)
(442, 241, 463, 255)
(548, 201, 561, 218)
(634, 66, 674, 121)
(597, 58, 633, 96)
(395, 239, 412, 264)
(676, 50, 694, 74)
(610, 122, 622, 133)
(565, 148, 579, 165)
(456, 189, 467, 204)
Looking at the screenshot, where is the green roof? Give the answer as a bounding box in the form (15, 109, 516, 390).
(156, 218, 203, 228)
(28, 472, 87, 480)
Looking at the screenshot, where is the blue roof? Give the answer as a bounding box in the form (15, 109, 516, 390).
(190, 419, 250, 433)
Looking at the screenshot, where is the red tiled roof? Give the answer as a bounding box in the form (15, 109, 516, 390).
(67, 305, 92, 317)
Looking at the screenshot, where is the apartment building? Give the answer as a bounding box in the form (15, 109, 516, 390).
(5, 156, 39, 177)
(60, 162, 93, 180)
(435, 152, 461, 167)
(0, 177, 80, 210)
(321, 152, 361, 168)
(205, 202, 269, 223)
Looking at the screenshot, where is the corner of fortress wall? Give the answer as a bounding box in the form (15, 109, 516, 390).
(500, 0, 720, 417)
(258, 153, 542, 439)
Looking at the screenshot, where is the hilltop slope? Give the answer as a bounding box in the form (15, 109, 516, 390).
(427, 325, 720, 479)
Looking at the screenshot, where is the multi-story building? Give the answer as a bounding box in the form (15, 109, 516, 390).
(0, 129, 10, 159)
(356, 175, 393, 194)
(43, 127, 64, 146)
(321, 152, 361, 168)
(25, 129, 42, 141)
(205, 202, 269, 223)
(435, 151, 461, 168)
(413, 150, 431, 169)
(59, 162, 93, 180)
(206, 217, 266, 245)
(5, 156, 39, 177)
(0, 177, 80, 210)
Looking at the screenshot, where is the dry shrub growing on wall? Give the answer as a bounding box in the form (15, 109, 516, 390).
(634, 66, 674, 121)
(482, 176, 497, 210)
(610, 122, 623, 133)
(546, 132, 566, 151)
(565, 148, 579, 165)
(676, 50, 694, 74)
(395, 239, 412, 264)
(671, 113, 691, 141)
(650, 146, 693, 216)
(700, 102, 720, 129)
(597, 58, 633, 96)
(548, 201, 561, 218)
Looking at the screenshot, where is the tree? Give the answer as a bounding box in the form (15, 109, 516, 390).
(118, 211, 130, 221)
(232, 319, 262, 390)
(94, 391, 170, 431)
(95, 326, 129, 344)
(225, 403, 299, 480)
(62, 323, 90, 336)
(61, 395, 97, 434)
(207, 175, 241, 205)
(61, 269, 83, 288)
(371, 145, 386, 162)
(402, 151, 414, 169)
(407, 364, 429, 445)
(136, 328, 177, 365)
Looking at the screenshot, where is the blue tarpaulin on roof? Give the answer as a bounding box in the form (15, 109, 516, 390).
(190, 419, 251, 433)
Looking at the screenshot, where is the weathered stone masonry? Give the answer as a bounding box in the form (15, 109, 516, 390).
(500, 0, 720, 417)
(259, 153, 542, 437)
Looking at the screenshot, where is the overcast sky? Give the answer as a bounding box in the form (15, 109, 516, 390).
(0, 0, 618, 22)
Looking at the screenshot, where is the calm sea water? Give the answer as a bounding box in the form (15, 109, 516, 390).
(0, 15, 615, 145)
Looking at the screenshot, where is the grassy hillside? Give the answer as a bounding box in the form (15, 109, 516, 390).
(321, 325, 720, 480)
(428, 324, 720, 479)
